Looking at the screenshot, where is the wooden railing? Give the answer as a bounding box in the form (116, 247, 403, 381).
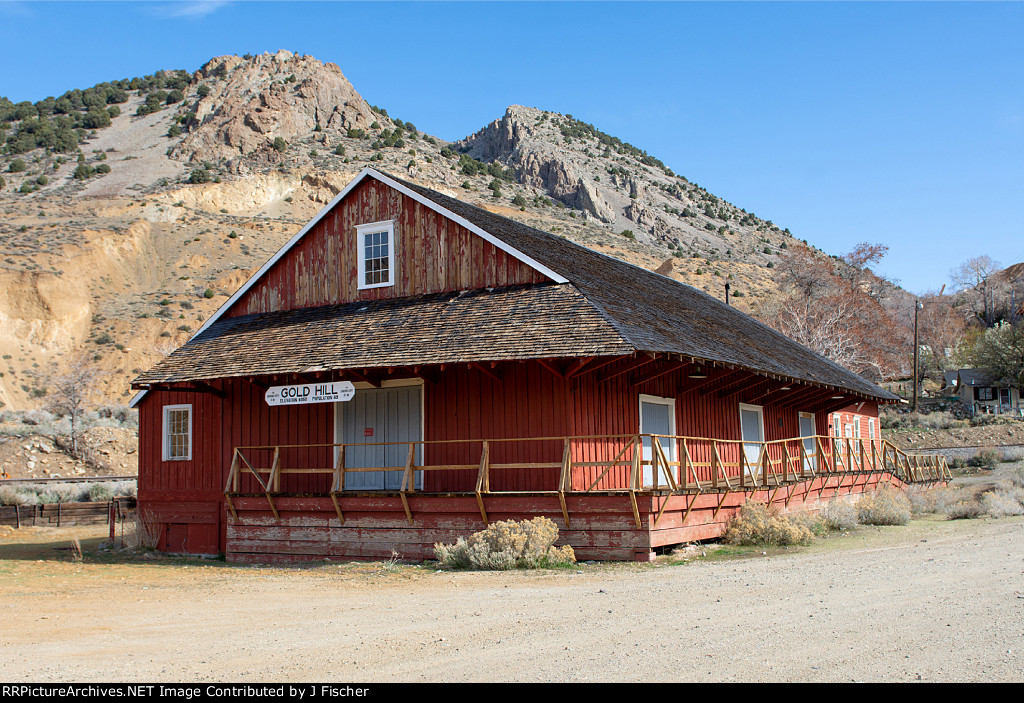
(223, 434, 949, 528)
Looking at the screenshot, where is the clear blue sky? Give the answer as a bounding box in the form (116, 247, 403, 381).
(2, 1, 1021, 295)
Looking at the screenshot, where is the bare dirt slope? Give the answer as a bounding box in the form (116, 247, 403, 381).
(1, 514, 1021, 682)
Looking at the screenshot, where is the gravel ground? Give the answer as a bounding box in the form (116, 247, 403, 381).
(1, 512, 1023, 683)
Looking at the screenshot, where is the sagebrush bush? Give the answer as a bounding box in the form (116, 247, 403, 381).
(967, 448, 1000, 469)
(723, 501, 816, 546)
(1011, 466, 1024, 488)
(788, 510, 827, 537)
(981, 490, 1024, 518)
(433, 517, 575, 570)
(88, 483, 117, 502)
(0, 480, 134, 505)
(908, 486, 969, 515)
(946, 498, 985, 520)
(998, 447, 1024, 463)
(857, 485, 911, 526)
(0, 485, 33, 505)
(820, 496, 859, 530)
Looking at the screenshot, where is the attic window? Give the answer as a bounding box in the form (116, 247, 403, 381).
(356, 220, 395, 289)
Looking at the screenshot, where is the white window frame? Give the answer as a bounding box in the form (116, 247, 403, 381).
(738, 403, 765, 467)
(162, 404, 192, 462)
(356, 220, 396, 290)
(798, 411, 817, 472)
(639, 394, 677, 487)
(638, 394, 677, 448)
(868, 418, 876, 440)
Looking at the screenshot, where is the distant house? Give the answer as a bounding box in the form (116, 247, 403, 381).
(129, 168, 946, 562)
(945, 369, 1021, 416)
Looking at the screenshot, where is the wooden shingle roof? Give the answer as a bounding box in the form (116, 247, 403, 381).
(133, 284, 630, 384)
(390, 174, 898, 402)
(133, 169, 898, 402)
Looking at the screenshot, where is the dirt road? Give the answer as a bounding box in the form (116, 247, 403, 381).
(2, 514, 1022, 683)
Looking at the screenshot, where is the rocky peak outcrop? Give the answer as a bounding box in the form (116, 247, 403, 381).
(171, 50, 379, 163)
(459, 106, 624, 223)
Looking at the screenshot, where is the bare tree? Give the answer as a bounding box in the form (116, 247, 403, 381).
(45, 354, 101, 456)
(759, 242, 906, 380)
(951, 255, 1002, 326)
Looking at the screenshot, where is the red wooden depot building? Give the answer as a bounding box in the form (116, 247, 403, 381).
(131, 168, 948, 562)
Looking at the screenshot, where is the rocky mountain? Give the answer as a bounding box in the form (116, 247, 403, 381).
(0, 51, 888, 411)
(458, 104, 790, 261)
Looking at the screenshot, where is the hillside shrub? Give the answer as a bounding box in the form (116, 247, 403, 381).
(723, 501, 817, 546)
(433, 517, 575, 570)
(967, 448, 1000, 469)
(820, 496, 858, 531)
(273, 137, 287, 152)
(8, 159, 27, 173)
(946, 497, 985, 520)
(981, 489, 1024, 517)
(857, 485, 911, 525)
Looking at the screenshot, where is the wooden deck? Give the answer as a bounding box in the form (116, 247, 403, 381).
(214, 434, 947, 562)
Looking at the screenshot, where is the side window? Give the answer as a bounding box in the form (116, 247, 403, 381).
(356, 220, 396, 290)
(163, 404, 192, 461)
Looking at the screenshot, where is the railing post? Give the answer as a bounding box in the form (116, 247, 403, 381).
(651, 435, 660, 490)
(270, 447, 281, 493)
(680, 439, 689, 491)
(231, 448, 240, 492)
(475, 440, 490, 525)
(558, 438, 572, 528)
(632, 436, 642, 490)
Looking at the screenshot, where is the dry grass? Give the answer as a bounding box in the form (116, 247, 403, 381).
(433, 517, 576, 570)
(906, 483, 1024, 521)
(122, 510, 161, 550)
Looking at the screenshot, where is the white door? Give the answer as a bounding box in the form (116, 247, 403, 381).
(335, 386, 422, 491)
(799, 412, 817, 472)
(640, 395, 675, 487)
(739, 404, 765, 474)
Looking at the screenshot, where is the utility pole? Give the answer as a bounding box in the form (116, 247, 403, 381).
(913, 300, 923, 412)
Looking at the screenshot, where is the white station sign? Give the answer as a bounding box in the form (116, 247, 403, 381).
(264, 381, 355, 406)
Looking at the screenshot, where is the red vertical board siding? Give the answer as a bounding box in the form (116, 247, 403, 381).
(138, 389, 222, 495)
(226, 179, 549, 317)
(422, 361, 571, 493)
